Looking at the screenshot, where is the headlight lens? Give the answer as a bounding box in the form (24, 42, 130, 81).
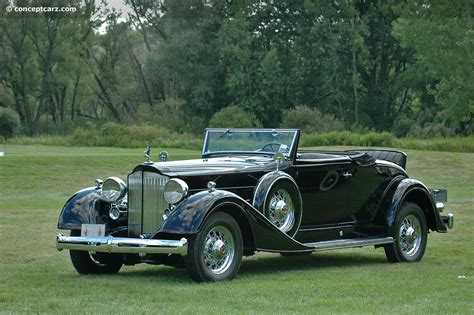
(101, 177, 127, 202)
(164, 178, 189, 204)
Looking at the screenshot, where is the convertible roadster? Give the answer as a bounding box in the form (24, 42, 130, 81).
(56, 128, 453, 282)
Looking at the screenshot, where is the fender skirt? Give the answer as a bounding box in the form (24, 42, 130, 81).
(57, 187, 105, 230)
(159, 190, 313, 252)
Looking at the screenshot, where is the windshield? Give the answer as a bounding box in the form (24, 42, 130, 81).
(203, 129, 298, 157)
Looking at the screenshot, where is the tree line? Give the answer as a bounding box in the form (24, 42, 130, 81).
(0, 0, 472, 137)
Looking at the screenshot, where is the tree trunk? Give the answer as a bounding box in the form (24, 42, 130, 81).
(71, 74, 80, 122)
(93, 74, 122, 122)
(59, 85, 66, 123)
(351, 17, 359, 125)
(49, 94, 57, 124)
(19, 62, 36, 135)
(124, 32, 154, 107)
(32, 16, 60, 134)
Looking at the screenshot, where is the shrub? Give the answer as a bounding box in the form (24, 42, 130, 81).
(281, 105, 345, 133)
(0, 107, 20, 140)
(392, 114, 413, 137)
(408, 123, 455, 138)
(73, 125, 98, 146)
(101, 122, 131, 138)
(209, 105, 262, 128)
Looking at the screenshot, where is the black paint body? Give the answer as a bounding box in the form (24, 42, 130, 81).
(58, 130, 447, 257)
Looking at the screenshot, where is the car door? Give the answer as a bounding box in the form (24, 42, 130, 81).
(293, 157, 355, 226)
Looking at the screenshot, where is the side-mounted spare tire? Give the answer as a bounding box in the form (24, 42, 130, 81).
(254, 172, 303, 237)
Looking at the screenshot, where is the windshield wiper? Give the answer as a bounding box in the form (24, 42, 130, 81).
(214, 129, 233, 141)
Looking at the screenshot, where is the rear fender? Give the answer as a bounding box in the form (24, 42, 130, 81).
(159, 189, 312, 252)
(57, 187, 105, 230)
(385, 179, 447, 232)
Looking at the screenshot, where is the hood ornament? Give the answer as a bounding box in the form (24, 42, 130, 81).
(144, 142, 153, 164)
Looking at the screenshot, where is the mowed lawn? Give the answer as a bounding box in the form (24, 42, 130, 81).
(0, 144, 472, 314)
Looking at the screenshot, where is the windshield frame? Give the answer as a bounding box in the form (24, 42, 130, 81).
(202, 128, 300, 159)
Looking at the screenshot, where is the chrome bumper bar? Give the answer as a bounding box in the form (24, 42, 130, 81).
(56, 234, 188, 256)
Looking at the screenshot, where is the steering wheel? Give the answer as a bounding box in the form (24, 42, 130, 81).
(260, 142, 283, 153)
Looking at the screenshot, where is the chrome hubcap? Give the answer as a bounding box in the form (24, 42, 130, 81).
(202, 226, 235, 275)
(399, 214, 422, 257)
(268, 189, 295, 233)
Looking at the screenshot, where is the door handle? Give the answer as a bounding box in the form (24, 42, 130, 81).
(342, 171, 352, 178)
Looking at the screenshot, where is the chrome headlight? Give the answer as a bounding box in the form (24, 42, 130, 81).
(164, 178, 189, 204)
(101, 177, 127, 202)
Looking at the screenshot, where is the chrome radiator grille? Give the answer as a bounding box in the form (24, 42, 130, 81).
(128, 171, 169, 237)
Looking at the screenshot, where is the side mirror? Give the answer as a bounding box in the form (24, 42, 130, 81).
(273, 152, 285, 172)
(159, 151, 169, 162)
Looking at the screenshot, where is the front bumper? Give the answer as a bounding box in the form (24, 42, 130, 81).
(56, 234, 188, 256)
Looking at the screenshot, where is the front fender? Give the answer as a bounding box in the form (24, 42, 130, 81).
(57, 187, 105, 230)
(386, 178, 446, 232)
(159, 189, 312, 252)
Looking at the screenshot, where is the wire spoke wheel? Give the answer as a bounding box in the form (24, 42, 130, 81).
(384, 202, 427, 263)
(399, 214, 422, 257)
(268, 189, 295, 233)
(185, 212, 243, 282)
(202, 226, 235, 275)
(262, 178, 302, 237)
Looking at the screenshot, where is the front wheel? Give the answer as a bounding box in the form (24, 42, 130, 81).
(185, 212, 243, 282)
(384, 202, 428, 262)
(69, 230, 123, 274)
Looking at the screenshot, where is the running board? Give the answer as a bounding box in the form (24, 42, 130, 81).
(303, 236, 394, 251)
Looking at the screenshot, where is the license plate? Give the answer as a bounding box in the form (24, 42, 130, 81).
(81, 224, 105, 237)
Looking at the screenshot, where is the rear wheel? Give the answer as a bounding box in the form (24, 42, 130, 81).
(69, 230, 123, 274)
(185, 212, 243, 282)
(384, 202, 428, 262)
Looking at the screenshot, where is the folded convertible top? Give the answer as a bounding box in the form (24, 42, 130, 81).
(348, 149, 407, 169)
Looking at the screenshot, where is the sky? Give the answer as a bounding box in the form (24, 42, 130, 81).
(105, 0, 133, 17)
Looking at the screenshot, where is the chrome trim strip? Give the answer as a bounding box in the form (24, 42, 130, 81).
(189, 185, 255, 193)
(56, 234, 188, 255)
(303, 236, 394, 251)
(298, 223, 356, 232)
(294, 161, 352, 167)
(375, 159, 407, 176)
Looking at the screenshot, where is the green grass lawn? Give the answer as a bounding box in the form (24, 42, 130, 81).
(0, 144, 472, 314)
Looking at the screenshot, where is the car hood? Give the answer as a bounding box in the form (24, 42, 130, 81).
(147, 156, 276, 177)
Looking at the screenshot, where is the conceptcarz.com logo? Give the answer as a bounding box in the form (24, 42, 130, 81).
(5, 4, 77, 14)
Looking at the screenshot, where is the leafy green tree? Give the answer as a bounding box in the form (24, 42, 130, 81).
(209, 105, 262, 128)
(393, 0, 473, 134)
(281, 105, 345, 133)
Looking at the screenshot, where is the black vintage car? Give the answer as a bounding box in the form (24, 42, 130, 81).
(56, 128, 453, 282)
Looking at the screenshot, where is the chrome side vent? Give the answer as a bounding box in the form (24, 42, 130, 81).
(128, 171, 169, 237)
